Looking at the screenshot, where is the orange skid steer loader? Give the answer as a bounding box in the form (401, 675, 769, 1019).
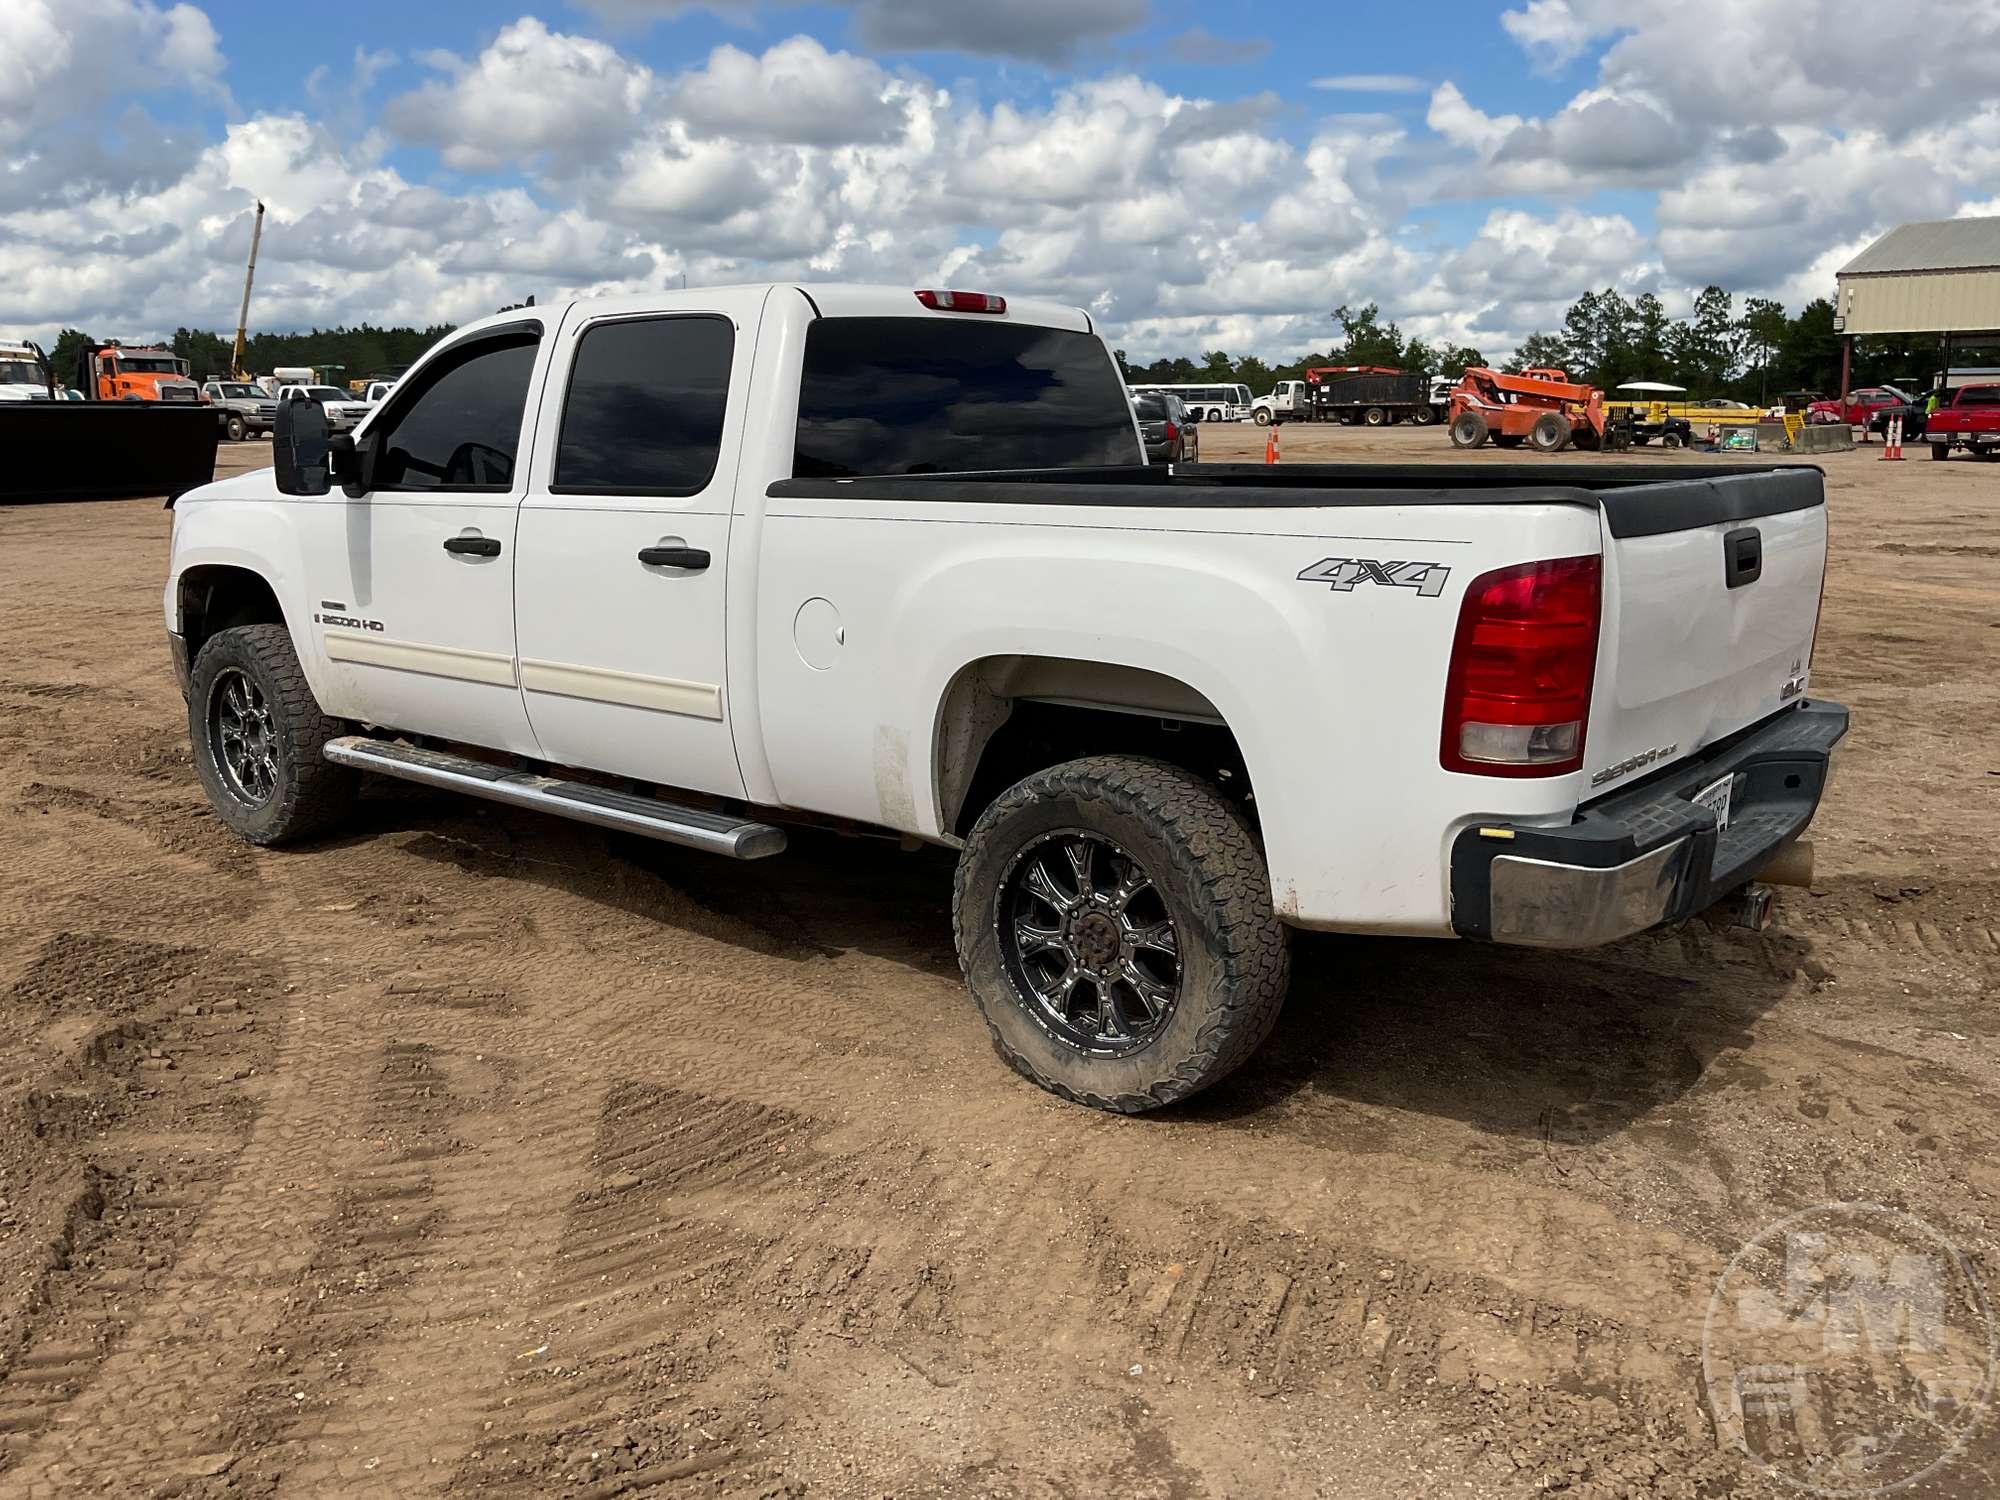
(1446, 367, 1608, 454)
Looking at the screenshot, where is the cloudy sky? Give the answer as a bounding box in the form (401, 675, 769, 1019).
(3, 0, 1997, 362)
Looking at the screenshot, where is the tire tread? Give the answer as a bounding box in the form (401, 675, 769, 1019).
(952, 756, 1289, 1113)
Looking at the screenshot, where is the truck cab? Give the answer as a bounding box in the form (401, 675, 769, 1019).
(0, 342, 54, 401)
(84, 344, 204, 405)
(1250, 380, 1313, 426)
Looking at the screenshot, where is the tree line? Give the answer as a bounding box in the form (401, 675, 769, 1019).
(44, 324, 454, 386)
(1123, 289, 1967, 404)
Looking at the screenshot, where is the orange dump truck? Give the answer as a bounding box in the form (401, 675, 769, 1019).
(76, 342, 206, 406)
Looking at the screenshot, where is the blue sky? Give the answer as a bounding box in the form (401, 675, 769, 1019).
(4, 0, 1995, 359)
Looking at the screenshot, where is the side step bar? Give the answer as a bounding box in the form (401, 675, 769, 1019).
(323, 736, 787, 860)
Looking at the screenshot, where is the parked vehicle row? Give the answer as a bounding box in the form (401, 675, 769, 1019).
(167, 282, 1843, 1113)
(1126, 382, 1249, 422)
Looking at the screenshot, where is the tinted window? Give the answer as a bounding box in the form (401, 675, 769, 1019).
(554, 316, 733, 494)
(1133, 395, 1167, 419)
(794, 318, 1139, 477)
(373, 332, 538, 491)
(1960, 388, 2000, 406)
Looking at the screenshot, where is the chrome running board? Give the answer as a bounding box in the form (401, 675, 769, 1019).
(324, 736, 786, 860)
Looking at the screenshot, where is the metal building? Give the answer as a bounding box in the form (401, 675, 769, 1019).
(1835, 216, 2000, 395)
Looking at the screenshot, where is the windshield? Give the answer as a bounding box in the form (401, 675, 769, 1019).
(0, 359, 44, 385)
(216, 383, 262, 399)
(116, 354, 182, 373)
(304, 386, 348, 402)
(794, 318, 1140, 477)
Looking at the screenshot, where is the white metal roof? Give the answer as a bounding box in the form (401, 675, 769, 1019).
(1838, 217, 2000, 276)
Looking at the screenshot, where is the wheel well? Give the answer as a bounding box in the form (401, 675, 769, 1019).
(178, 566, 286, 663)
(936, 656, 1253, 839)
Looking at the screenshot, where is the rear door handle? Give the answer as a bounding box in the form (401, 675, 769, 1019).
(443, 535, 502, 557)
(638, 546, 710, 570)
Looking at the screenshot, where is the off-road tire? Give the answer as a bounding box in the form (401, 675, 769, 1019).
(953, 756, 1290, 1113)
(1529, 411, 1571, 453)
(189, 624, 355, 845)
(1448, 409, 1488, 448)
(1659, 431, 1684, 449)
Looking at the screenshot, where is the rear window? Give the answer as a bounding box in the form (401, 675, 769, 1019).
(1133, 394, 1167, 419)
(793, 317, 1140, 477)
(1957, 387, 2000, 406)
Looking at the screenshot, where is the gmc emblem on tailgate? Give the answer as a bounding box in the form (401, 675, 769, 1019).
(1296, 558, 1450, 596)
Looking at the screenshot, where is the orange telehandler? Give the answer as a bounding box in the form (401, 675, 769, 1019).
(1445, 367, 1613, 453)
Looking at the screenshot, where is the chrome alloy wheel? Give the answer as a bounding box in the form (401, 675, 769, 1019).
(996, 830, 1182, 1055)
(208, 667, 280, 806)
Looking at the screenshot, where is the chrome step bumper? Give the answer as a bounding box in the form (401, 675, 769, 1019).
(323, 737, 786, 860)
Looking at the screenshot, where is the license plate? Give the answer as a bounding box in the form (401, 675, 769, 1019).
(1692, 774, 1734, 830)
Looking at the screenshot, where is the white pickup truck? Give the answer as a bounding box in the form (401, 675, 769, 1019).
(164, 284, 1845, 1112)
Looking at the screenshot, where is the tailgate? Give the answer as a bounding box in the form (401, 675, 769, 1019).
(1588, 470, 1826, 791)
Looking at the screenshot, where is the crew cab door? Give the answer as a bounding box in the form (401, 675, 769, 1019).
(512, 294, 758, 797)
(302, 320, 546, 755)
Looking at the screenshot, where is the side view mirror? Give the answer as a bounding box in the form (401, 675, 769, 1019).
(274, 394, 330, 496)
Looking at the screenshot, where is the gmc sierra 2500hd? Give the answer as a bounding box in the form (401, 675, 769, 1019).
(165, 284, 1846, 1112)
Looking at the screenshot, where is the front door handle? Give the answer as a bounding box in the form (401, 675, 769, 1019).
(444, 535, 502, 557)
(638, 546, 710, 570)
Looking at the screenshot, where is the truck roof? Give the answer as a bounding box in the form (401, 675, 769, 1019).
(441, 283, 1095, 346)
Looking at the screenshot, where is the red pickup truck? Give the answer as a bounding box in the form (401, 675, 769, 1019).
(1926, 385, 2000, 459)
(1807, 385, 1920, 432)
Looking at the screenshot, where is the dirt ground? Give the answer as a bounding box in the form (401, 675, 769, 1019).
(1, 427, 1996, 1498)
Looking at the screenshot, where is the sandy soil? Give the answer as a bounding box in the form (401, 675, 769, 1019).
(0, 429, 1996, 1498)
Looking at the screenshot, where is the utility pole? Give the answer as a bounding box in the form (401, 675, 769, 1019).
(231, 200, 265, 380)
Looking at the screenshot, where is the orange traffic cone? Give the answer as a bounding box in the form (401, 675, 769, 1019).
(1264, 423, 1281, 464)
(1880, 415, 1903, 461)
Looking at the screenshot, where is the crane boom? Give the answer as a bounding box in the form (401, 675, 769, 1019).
(230, 201, 265, 380)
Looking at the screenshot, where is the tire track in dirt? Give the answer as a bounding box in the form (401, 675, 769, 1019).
(0, 977, 374, 1497)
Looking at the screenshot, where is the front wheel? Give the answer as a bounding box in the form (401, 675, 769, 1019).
(953, 757, 1289, 1113)
(1253, 408, 1271, 426)
(1659, 431, 1684, 449)
(225, 414, 246, 442)
(189, 624, 356, 845)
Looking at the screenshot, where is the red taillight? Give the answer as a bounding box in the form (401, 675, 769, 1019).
(1163, 420, 1178, 442)
(914, 289, 1006, 314)
(1440, 554, 1602, 777)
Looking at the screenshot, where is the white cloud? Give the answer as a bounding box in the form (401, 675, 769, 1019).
(1311, 75, 1426, 93)
(384, 17, 654, 173)
(672, 36, 907, 146)
(0, 0, 225, 143)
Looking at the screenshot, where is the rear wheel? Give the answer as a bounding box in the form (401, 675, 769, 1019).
(1364, 406, 1387, 427)
(1448, 410, 1489, 448)
(1412, 404, 1437, 425)
(1528, 412, 1572, 453)
(953, 757, 1289, 1113)
(189, 624, 355, 846)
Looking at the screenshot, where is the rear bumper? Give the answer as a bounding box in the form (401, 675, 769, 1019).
(1450, 700, 1848, 948)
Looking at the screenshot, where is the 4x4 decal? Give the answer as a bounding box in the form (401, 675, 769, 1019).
(1296, 558, 1451, 597)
